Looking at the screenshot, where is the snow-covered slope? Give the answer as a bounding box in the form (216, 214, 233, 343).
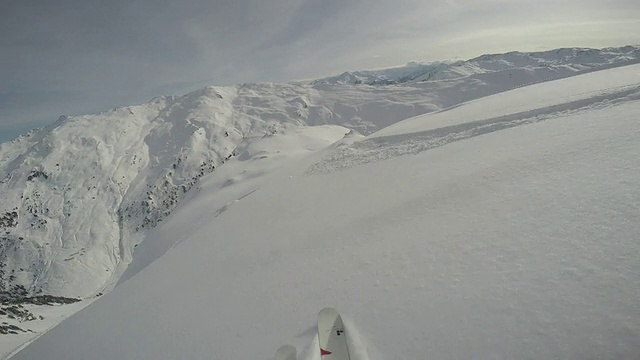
(1, 46, 640, 358)
(2, 45, 635, 303)
(11, 63, 640, 359)
(0, 83, 428, 301)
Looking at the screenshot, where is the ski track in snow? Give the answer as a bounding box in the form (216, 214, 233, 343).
(213, 188, 260, 219)
(308, 83, 640, 174)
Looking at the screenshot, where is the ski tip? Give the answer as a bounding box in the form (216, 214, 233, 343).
(318, 307, 339, 316)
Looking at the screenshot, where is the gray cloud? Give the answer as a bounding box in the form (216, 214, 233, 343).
(259, 0, 360, 49)
(1, 0, 639, 141)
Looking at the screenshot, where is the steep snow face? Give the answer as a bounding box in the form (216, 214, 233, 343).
(0, 46, 638, 303)
(0, 98, 172, 299)
(0, 80, 427, 300)
(0, 81, 430, 299)
(11, 63, 640, 360)
(0, 89, 245, 298)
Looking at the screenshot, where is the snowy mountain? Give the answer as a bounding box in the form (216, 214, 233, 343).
(10, 60, 640, 360)
(1, 45, 640, 358)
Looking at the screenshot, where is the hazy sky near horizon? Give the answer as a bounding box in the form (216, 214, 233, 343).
(1, 0, 639, 142)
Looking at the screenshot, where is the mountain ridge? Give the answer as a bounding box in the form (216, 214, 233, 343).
(310, 45, 640, 85)
(0, 45, 638, 306)
(9, 61, 640, 360)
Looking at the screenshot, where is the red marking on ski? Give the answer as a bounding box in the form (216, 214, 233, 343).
(321, 348, 332, 356)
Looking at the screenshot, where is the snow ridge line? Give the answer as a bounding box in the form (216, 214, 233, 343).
(306, 86, 640, 174)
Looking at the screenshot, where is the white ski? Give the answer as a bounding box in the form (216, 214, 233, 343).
(317, 307, 350, 360)
(275, 344, 297, 360)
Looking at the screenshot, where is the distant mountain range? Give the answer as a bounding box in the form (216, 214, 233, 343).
(310, 46, 640, 85)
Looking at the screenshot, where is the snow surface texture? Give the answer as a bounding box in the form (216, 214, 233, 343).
(10, 62, 640, 359)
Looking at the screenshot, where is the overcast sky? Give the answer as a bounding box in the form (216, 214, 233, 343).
(1, 0, 639, 142)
